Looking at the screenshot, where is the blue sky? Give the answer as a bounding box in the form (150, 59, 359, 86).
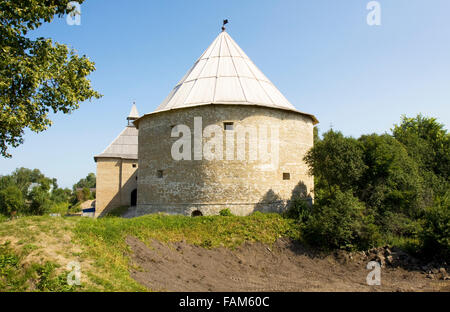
(1, 0, 449, 188)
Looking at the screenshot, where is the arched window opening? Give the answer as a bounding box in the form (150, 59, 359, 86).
(191, 210, 203, 217)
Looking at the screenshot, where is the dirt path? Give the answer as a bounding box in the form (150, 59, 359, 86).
(126, 237, 449, 292)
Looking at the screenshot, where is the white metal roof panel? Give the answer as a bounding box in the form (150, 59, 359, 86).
(142, 31, 318, 125)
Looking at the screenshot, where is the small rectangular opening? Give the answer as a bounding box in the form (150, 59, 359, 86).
(132, 164, 137, 168)
(224, 122, 234, 131)
(157, 170, 164, 178)
(283, 172, 290, 180)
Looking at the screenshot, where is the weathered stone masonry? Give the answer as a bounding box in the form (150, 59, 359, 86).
(135, 104, 314, 216)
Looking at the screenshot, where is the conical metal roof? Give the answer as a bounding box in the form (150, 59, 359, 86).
(94, 104, 139, 161)
(145, 31, 317, 124)
(128, 103, 139, 119)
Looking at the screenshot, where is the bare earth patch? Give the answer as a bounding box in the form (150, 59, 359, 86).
(127, 236, 449, 292)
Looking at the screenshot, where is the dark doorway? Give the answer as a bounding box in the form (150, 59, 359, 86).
(191, 210, 203, 217)
(131, 189, 137, 207)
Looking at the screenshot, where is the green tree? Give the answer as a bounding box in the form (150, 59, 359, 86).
(73, 173, 96, 191)
(50, 187, 72, 203)
(27, 185, 51, 215)
(301, 115, 447, 255)
(304, 130, 367, 193)
(9, 167, 51, 196)
(0, 0, 101, 157)
(313, 126, 320, 144)
(392, 115, 449, 201)
(358, 134, 425, 218)
(0, 185, 24, 216)
(0, 174, 14, 190)
(392, 114, 449, 180)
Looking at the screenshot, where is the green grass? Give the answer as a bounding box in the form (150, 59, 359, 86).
(0, 241, 80, 292)
(0, 212, 300, 291)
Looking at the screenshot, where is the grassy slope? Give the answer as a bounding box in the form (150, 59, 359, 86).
(0, 213, 299, 291)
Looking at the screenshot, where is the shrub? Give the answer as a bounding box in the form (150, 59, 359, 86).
(48, 202, 70, 215)
(380, 211, 422, 237)
(284, 197, 312, 223)
(302, 190, 376, 250)
(27, 186, 51, 215)
(219, 208, 233, 216)
(51, 188, 72, 204)
(420, 196, 450, 261)
(358, 212, 383, 250)
(0, 185, 24, 216)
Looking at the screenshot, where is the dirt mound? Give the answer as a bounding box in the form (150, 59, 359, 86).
(126, 237, 449, 292)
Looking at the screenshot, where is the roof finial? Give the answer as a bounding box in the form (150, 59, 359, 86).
(222, 19, 228, 32)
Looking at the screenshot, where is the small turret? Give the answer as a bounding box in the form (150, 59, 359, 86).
(127, 102, 139, 126)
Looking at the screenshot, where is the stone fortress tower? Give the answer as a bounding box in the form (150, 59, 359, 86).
(132, 28, 318, 217)
(94, 104, 139, 217)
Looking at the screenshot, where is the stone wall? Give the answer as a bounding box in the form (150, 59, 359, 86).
(136, 104, 314, 216)
(95, 157, 138, 217)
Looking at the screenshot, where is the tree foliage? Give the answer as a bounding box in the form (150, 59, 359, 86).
(0, 167, 89, 216)
(301, 115, 449, 257)
(0, 0, 101, 157)
(73, 172, 96, 190)
(0, 185, 23, 215)
(420, 195, 450, 260)
(7, 167, 54, 195)
(393, 114, 449, 180)
(302, 189, 380, 250)
(50, 187, 72, 203)
(357, 134, 424, 217)
(304, 130, 366, 192)
(392, 114, 450, 201)
(27, 184, 51, 215)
